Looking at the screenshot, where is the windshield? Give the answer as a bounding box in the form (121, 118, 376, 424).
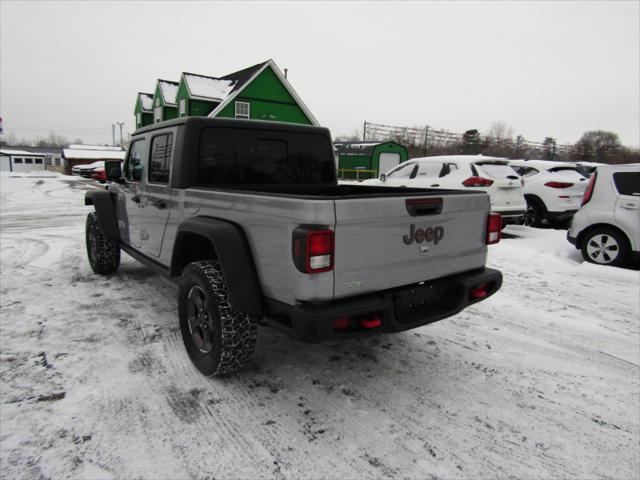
(197, 128, 335, 185)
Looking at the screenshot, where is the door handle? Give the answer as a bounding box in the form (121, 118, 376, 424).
(431, 184, 440, 187)
(131, 195, 140, 204)
(153, 199, 167, 210)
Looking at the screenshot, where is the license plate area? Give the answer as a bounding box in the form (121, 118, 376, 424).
(392, 279, 459, 324)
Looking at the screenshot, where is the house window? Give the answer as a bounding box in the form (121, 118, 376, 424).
(14, 158, 23, 164)
(235, 101, 250, 119)
(154, 106, 162, 123)
(179, 99, 186, 116)
(35, 158, 43, 164)
(25, 158, 33, 164)
(155, 97, 160, 107)
(136, 112, 141, 126)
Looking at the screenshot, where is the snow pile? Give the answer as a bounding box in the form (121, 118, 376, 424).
(185, 74, 236, 101)
(0, 174, 638, 479)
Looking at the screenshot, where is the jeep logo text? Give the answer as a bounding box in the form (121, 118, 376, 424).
(403, 224, 444, 245)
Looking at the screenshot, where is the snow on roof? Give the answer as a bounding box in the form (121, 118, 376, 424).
(184, 73, 236, 101)
(139, 93, 153, 110)
(68, 144, 124, 151)
(509, 159, 576, 170)
(0, 149, 45, 156)
(63, 149, 126, 160)
(159, 80, 178, 105)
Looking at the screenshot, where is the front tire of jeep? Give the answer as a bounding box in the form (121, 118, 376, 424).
(178, 260, 258, 376)
(86, 212, 120, 275)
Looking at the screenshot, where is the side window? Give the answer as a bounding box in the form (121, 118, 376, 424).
(35, 158, 43, 164)
(25, 158, 33, 164)
(124, 139, 146, 182)
(416, 162, 443, 178)
(613, 172, 640, 196)
(148, 133, 173, 184)
(387, 162, 415, 179)
(14, 158, 23, 164)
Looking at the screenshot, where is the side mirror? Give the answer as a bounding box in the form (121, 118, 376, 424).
(105, 160, 123, 183)
(379, 173, 386, 182)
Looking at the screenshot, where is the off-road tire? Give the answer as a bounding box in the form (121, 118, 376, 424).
(178, 260, 258, 376)
(86, 212, 120, 274)
(580, 227, 630, 267)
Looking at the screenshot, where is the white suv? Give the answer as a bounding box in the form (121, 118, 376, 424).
(509, 159, 589, 227)
(365, 155, 526, 224)
(568, 164, 640, 267)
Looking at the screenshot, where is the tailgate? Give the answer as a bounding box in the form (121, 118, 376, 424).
(333, 192, 490, 299)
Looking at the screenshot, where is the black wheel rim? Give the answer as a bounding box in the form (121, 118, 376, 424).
(187, 286, 214, 354)
(518, 206, 536, 227)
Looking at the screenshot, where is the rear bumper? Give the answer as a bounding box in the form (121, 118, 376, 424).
(493, 209, 526, 224)
(265, 268, 502, 342)
(548, 209, 578, 221)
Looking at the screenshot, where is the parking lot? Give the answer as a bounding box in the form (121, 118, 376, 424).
(1, 172, 638, 479)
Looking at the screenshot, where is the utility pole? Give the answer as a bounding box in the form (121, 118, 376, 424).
(116, 122, 125, 147)
(551, 139, 557, 161)
(363, 121, 367, 141)
(423, 125, 430, 156)
(112, 124, 115, 147)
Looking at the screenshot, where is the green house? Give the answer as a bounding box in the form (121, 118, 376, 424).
(334, 141, 408, 180)
(151, 79, 179, 123)
(134, 92, 154, 129)
(175, 72, 235, 118)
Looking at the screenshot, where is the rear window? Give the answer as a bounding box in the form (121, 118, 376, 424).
(548, 166, 580, 174)
(197, 128, 335, 185)
(613, 172, 640, 196)
(475, 163, 518, 179)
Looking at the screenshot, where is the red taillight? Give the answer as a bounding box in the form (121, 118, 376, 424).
(470, 283, 488, 299)
(292, 227, 334, 273)
(463, 176, 494, 187)
(581, 172, 597, 206)
(486, 213, 501, 245)
(544, 181, 573, 189)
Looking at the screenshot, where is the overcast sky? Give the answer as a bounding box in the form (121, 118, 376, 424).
(1, 1, 638, 146)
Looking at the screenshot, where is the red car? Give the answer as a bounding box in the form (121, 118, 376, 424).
(90, 168, 107, 183)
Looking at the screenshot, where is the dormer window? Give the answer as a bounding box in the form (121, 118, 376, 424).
(179, 99, 186, 116)
(235, 101, 250, 119)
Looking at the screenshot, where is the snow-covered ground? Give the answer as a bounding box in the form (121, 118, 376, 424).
(1, 173, 638, 479)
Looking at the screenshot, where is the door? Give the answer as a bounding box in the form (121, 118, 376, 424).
(378, 152, 400, 176)
(141, 132, 174, 258)
(120, 139, 146, 248)
(613, 171, 640, 250)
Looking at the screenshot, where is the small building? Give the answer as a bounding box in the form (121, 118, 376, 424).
(137, 59, 318, 128)
(334, 141, 408, 180)
(134, 92, 154, 129)
(62, 145, 126, 175)
(176, 72, 236, 118)
(152, 80, 179, 123)
(0, 149, 47, 172)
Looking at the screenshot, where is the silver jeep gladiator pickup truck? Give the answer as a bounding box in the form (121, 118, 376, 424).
(85, 117, 502, 376)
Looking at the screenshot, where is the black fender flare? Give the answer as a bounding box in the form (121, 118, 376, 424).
(85, 190, 119, 241)
(171, 217, 264, 316)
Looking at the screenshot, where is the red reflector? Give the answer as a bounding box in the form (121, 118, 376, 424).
(463, 176, 494, 187)
(545, 181, 573, 189)
(332, 317, 349, 331)
(360, 315, 382, 329)
(486, 213, 502, 245)
(558, 195, 570, 199)
(470, 284, 488, 299)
